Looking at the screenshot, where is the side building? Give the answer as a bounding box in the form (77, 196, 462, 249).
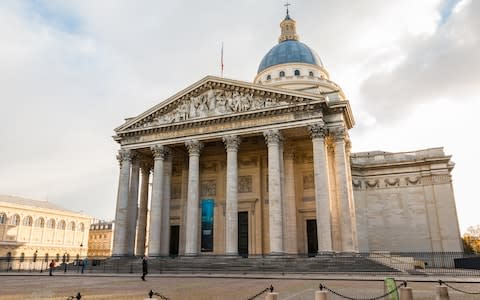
(87, 220, 114, 259)
(0, 195, 91, 270)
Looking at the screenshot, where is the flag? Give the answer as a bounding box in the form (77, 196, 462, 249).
(221, 42, 224, 77)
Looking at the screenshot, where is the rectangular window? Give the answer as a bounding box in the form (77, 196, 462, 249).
(201, 199, 214, 252)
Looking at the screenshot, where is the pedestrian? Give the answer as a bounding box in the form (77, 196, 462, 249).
(141, 256, 148, 281)
(81, 258, 88, 274)
(49, 260, 55, 276)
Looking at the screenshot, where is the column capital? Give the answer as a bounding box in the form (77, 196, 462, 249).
(331, 126, 347, 141)
(223, 135, 241, 151)
(117, 149, 134, 164)
(151, 145, 170, 160)
(185, 140, 203, 155)
(263, 129, 283, 146)
(307, 123, 328, 139)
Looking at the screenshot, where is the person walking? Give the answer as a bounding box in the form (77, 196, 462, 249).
(141, 256, 148, 281)
(49, 260, 55, 276)
(81, 258, 88, 274)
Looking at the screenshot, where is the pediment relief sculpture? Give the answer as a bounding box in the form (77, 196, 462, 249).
(134, 89, 291, 129)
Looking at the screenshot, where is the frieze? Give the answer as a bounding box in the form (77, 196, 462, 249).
(201, 180, 216, 197)
(303, 173, 314, 190)
(352, 179, 362, 189)
(405, 176, 421, 185)
(238, 176, 253, 193)
(366, 179, 379, 188)
(172, 184, 181, 199)
(239, 157, 258, 168)
(384, 177, 400, 187)
(142, 89, 290, 127)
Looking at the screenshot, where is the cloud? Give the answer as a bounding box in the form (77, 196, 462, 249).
(359, 0, 479, 123)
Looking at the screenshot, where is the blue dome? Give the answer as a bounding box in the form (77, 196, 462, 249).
(257, 40, 323, 73)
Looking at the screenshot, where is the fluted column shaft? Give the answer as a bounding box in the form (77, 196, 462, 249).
(148, 145, 169, 256)
(136, 163, 151, 256)
(223, 135, 241, 255)
(264, 129, 284, 254)
(284, 147, 298, 254)
(159, 153, 173, 256)
(112, 149, 133, 256)
(333, 127, 356, 252)
(185, 140, 203, 256)
(126, 159, 140, 255)
(308, 123, 333, 252)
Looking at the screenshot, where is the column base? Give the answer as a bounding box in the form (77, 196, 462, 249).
(267, 252, 285, 257)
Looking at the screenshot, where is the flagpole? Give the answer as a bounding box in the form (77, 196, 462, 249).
(221, 42, 224, 77)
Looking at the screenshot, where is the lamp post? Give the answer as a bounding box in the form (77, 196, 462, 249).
(33, 250, 38, 271)
(63, 252, 67, 273)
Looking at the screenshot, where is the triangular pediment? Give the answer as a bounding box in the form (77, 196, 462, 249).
(115, 76, 324, 134)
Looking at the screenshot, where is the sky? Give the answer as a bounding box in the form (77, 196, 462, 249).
(1, 0, 478, 234)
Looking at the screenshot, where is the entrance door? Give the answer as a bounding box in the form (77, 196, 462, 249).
(238, 212, 249, 257)
(306, 219, 318, 256)
(169, 225, 179, 257)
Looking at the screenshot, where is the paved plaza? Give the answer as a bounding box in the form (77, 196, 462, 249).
(1, 273, 480, 300)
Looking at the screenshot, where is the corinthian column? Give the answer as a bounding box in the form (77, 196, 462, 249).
(184, 140, 203, 256)
(136, 162, 151, 256)
(159, 151, 173, 256)
(308, 123, 333, 253)
(264, 129, 284, 255)
(148, 145, 169, 256)
(283, 146, 298, 254)
(112, 149, 133, 256)
(332, 127, 357, 252)
(126, 158, 140, 256)
(223, 135, 241, 255)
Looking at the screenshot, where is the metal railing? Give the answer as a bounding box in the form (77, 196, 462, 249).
(0, 252, 478, 276)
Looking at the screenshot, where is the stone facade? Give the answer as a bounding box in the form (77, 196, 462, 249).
(352, 148, 462, 252)
(110, 14, 462, 257)
(87, 221, 114, 259)
(0, 195, 91, 268)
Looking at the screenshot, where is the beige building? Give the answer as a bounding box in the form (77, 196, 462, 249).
(111, 13, 462, 257)
(0, 195, 91, 268)
(87, 221, 114, 259)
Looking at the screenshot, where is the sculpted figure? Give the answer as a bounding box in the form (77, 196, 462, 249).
(189, 96, 198, 118)
(206, 89, 216, 112)
(215, 91, 227, 114)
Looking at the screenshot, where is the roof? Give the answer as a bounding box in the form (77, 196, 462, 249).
(0, 194, 86, 216)
(257, 40, 323, 73)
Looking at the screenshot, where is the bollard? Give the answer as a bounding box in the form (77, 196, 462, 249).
(399, 287, 413, 300)
(315, 290, 328, 300)
(435, 285, 449, 300)
(265, 292, 279, 300)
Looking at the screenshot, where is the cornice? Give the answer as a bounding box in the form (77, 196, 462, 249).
(115, 75, 324, 133)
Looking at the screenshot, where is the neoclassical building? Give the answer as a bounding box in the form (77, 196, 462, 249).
(111, 12, 462, 257)
(88, 220, 114, 259)
(0, 195, 91, 268)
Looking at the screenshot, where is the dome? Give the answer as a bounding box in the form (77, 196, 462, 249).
(257, 40, 323, 74)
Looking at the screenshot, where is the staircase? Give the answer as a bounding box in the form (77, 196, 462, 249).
(89, 254, 400, 274)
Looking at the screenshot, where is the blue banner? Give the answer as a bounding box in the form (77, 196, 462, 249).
(201, 199, 214, 252)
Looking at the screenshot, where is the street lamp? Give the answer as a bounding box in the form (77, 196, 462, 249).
(33, 250, 38, 271)
(63, 252, 67, 273)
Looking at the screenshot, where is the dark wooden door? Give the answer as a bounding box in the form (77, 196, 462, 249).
(238, 212, 249, 257)
(306, 219, 318, 256)
(169, 225, 179, 257)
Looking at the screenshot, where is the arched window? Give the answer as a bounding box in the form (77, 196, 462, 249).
(78, 223, 84, 232)
(10, 214, 20, 225)
(58, 220, 66, 230)
(67, 221, 75, 231)
(309, 71, 314, 77)
(0, 213, 6, 224)
(46, 219, 55, 229)
(35, 217, 45, 228)
(266, 74, 271, 80)
(294, 69, 300, 76)
(279, 71, 285, 77)
(22, 216, 33, 226)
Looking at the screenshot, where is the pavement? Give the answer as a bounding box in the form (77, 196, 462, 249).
(1, 272, 480, 300)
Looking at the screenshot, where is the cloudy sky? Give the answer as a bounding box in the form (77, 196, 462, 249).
(1, 0, 478, 233)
